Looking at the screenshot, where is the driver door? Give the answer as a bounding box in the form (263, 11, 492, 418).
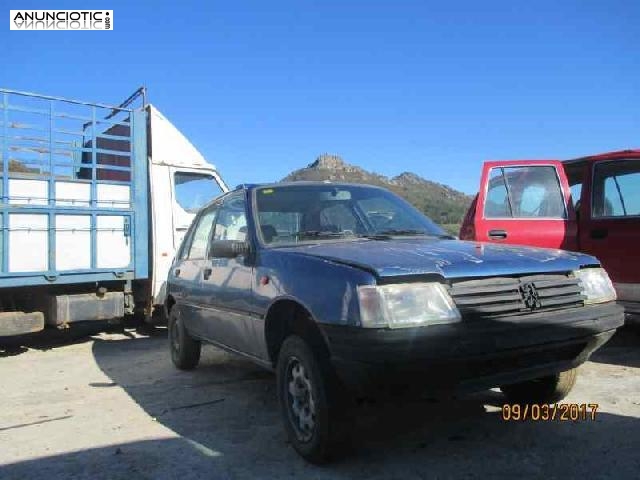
(199, 193, 257, 355)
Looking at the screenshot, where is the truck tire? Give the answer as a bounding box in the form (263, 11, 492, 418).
(168, 308, 201, 370)
(276, 335, 350, 463)
(500, 368, 578, 404)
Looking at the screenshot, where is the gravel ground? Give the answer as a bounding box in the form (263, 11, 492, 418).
(1, 325, 639, 480)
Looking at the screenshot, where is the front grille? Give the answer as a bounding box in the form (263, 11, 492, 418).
(449, 273, 584, 319)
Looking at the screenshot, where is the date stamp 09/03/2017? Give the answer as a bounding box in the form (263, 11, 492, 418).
(502, 403, 600, 421)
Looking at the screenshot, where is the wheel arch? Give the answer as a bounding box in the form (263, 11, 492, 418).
(264, 297, 331, 367)
(165, 294, 177, 316)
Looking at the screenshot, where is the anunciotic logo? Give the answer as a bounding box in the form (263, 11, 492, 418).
(10, 10, 113, 30)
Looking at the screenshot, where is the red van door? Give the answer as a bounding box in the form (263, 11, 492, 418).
(580, 156, 640, 289)
(465, 161, 578, 251)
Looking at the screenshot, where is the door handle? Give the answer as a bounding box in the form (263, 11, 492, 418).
(488, 229, 508, 240)
(203, 267, 213, 280)
(174, 268, 181, 277)
(590, 228, 608, 240)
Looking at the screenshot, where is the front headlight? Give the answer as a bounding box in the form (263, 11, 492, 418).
(357, 282, 461, 328)
(574, 268, 617, 304)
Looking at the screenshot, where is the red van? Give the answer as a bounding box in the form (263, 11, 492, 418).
(460, 150, 640, 323)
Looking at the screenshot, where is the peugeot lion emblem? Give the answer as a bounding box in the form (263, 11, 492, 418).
(520, 282, 541, 310)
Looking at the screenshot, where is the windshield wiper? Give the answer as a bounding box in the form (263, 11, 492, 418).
(360, 229, 455, 240)
(294, 230, 351, 239)
(373, 229, 428, 236)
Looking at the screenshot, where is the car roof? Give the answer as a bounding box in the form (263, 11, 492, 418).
(237, 181, 389, 190)
(200, 181, 389, 211)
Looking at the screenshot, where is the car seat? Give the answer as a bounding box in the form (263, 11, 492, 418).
(261, 224, 278, 243)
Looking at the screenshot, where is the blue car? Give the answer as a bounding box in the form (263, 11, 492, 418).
(166, 182, 624, 462)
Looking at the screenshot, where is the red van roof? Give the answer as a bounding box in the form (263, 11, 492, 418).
(565, 149, 640, 165)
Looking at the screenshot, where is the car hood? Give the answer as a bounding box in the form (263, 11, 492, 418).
(275, 238, 598, 280)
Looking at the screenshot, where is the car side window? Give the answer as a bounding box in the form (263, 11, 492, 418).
(186, 208, 217, 259)
(592, 160, 640, 218)
(212, 195, 247, 242)
(484, 166, 566, 219)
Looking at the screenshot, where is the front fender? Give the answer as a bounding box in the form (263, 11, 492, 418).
(256, 250, 375, 326)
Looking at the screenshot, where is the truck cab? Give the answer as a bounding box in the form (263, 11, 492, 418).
(146, 106, 227, 311)
(460, 150, 640, 322)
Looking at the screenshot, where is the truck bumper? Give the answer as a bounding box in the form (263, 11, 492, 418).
(0, 311, 45, 337)
(320, 303, 624, 396)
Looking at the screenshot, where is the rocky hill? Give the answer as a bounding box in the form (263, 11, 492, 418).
(282, 154, 473, 232)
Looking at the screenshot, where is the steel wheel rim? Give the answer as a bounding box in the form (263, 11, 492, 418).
(285, 356, 316, 443)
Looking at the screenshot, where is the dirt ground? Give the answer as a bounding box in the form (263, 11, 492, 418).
(1, 325, 639, 480)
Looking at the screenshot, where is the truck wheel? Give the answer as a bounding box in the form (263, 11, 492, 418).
(168, 308, 201, 370)
(500, 368, 578, 404)
(276, 335, 350, 463)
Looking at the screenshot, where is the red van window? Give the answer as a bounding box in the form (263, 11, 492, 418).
(592, 160, 640, 218)
(484, 166, 566, 219)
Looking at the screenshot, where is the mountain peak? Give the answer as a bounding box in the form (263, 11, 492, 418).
(281, 154, 472, 231)
(392, 172, 424, 185)
(309, 154, 347, 170)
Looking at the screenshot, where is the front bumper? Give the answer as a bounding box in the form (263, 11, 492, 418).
(321, 302, 624, 395)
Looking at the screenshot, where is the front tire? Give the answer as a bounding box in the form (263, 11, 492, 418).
(168, 307, 201, 370)
(500, 368, 578, 404)
(276, 335, 349, 463)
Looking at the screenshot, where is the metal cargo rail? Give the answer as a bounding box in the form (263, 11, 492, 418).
(0, 88, 148, 287)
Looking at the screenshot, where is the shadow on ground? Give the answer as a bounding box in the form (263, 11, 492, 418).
(4, 327, 640, 480)
(589, 325, 640, 368)
(0, 322, 152, 358)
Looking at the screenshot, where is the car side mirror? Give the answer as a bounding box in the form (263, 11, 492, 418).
(209, 240, 250, 258)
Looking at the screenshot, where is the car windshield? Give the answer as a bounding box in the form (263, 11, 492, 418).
(254, 184, 448, 245)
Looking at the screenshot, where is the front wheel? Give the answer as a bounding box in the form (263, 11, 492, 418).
(276, 335, 349, 463)
(168, 308, 201, 370)
(500, 368, 578, 404)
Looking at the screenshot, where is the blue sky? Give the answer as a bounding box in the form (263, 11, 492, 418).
(2, 0, 639, 193)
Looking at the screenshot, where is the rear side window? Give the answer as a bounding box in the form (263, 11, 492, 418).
(186, 209, 217, 259)
(592, 160, 640, 218)
(484, 166, 566, 219)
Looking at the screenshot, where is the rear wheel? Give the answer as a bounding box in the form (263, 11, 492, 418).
(168, 308, 201, 370)
(276, 335, 350, 463)
(500, 368, 578, 404)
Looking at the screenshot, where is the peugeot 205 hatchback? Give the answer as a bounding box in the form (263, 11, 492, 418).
(166, 182, 624, 463)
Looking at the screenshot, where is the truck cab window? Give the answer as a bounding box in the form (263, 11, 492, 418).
(592, 160, 640, 218)
(174, 173, 223, 213)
